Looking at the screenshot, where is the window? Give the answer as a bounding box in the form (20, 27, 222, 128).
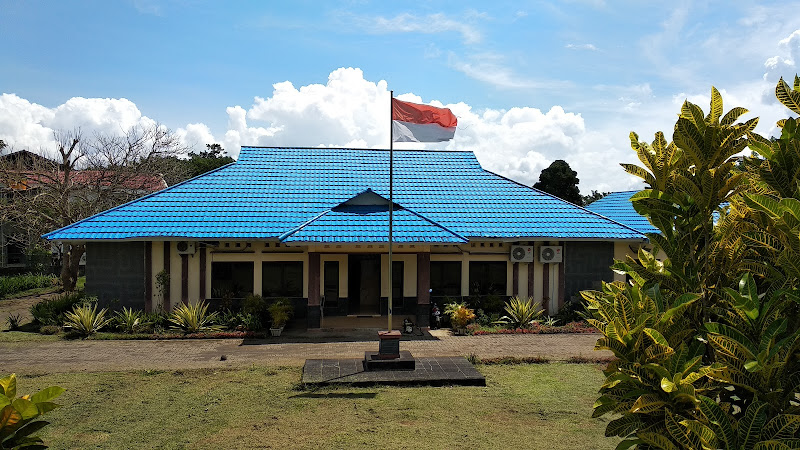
(392, 261, 403, 306)
(262, 261, 303, 297)
(469, 261, 507, 295)
(431, 261, 461, 297)
(211, 262, 254, 298)
(324, 261, 339, 307)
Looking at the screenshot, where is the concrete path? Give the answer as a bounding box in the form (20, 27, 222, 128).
(1, 330, 610, 374)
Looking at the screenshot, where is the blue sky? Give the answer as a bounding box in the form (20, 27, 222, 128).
(2, 1, 800, 192)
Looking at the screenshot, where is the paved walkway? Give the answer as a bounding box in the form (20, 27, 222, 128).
(0, 330, 609, 374)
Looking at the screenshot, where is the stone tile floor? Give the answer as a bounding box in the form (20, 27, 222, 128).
(302, 354, 486, 386)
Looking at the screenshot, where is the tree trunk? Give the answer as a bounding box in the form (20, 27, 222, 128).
(60, 243, 85, 291)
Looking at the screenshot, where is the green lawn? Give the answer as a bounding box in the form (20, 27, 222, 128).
(17, 364, 617, 449)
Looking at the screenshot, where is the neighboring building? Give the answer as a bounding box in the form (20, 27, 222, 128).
(44, 147, 648, 328)
(1, 150, 167, 270)
(583, 191, 659, 235)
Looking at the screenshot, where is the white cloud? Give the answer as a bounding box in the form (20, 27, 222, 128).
(763, 29, 800, 81)
(353, 12, 483, 45)
(565, 43, 598, 51)
(0, 94, 156, 153)
(448, 52, 573, 90)
(5, 51, 798, 197)
(176, 123, 216, 150)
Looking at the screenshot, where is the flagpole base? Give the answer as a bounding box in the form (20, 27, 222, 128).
(375, 330, 402, 359)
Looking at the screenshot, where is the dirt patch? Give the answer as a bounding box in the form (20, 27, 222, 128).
(0, 291, 61, 329)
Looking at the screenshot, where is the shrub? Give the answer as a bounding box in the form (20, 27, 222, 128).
(0, 373, 64, 449)
(115, 307, 144, 333)
(6, 314, 21, 331)
(267, 298, 293, 328)
(444, 301, 475, 331)
(29, 292, 89, 326)
(38, 325, 61, 335)
(219, 309, 262, 331)
(63, 303, 113, 337)
(0, 273, 57, 298)
(169, 300, 221, 333)
(552, 301, 587, 324)
(140, 310, 168, 333)
(497, 296, 543, 329)
(242, 293, 267, 317)
(541, 316, 559, 327)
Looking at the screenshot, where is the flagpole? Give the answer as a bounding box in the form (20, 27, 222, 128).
(388, 90, 394, 332)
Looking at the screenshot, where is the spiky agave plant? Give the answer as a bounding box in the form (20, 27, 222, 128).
(498, 296, 543, 329)
(115, 306, 144, 333)
(63, 303, 113, 336)
(169, 300, 221, 333)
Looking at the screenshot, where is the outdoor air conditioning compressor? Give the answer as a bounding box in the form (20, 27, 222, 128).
(509, 245, 534, 262)
(539, 245, 562, 263)
(176, 241, 196, 255)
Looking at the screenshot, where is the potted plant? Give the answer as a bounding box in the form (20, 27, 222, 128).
(268, 298, 293, 337)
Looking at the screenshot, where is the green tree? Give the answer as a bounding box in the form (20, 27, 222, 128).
(581, 190, 609, 206)
(0, 125, 187, 291)
(533, 159, 582, 204)
(583, 81, 800, 449)
(187, 144, 234, 178)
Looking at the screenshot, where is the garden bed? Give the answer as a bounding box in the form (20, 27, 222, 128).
(85, 330, 267, 340)
(466, 321, 597, 335)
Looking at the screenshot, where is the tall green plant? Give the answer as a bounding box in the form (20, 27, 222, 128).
(585, 82, 800, 448)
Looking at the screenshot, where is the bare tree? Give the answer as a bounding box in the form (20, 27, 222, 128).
(0, 124, 189, 291)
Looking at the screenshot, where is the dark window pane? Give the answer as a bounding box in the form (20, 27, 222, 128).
(431, 261, 461, 297)
(211, 262, 254, 298)
(324, 261, 339, 306)
(262, 262, 303, 297)
(392, 261, 403, 305)
(469, 262, 507, 295)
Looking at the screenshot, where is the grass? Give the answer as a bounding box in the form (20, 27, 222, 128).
(2, 284, 61, 299)
(17, 364, 617, 449)
(0, 330, 60, 343)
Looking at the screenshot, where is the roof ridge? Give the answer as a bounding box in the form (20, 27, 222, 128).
(481, 168, 648, 240)
(400, 205, 468, 242)
(239, 146, 476, 154)
(42, 160, 237, 240)
(278, 209, 333, 241)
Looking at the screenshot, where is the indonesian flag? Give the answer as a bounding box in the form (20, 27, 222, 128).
(392, 98, 457, 142)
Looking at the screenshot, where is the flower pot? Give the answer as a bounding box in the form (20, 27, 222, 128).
(270, 327, 284, 337)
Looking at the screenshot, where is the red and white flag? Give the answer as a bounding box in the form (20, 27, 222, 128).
(392, 98, 457, 142)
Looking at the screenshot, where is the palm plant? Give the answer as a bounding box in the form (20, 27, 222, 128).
(497, 296, 543, 329)
(63, 303, 113, 337)
(168, 300, 221, 333)
(267, 298, 293, 329)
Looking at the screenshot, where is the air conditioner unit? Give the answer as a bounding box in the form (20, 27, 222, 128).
(539, 245, 562, 263)
(176, 241, 196, 255)
(509, 245, 534, 262)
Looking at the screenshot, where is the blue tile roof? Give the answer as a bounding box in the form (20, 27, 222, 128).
(584, 191, 661, 235)
(44, 147, 647, 242)
(281, 205, 467, 243)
